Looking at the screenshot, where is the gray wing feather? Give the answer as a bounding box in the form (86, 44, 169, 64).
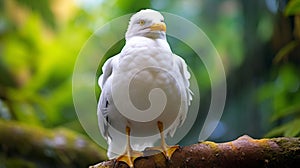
(98, 57, 114, 89)
(174, 54, 192, 104)
(97, 56, 117, 140)
(174, 54, 193, 126)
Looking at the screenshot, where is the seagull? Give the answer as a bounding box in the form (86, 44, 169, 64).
(97, 9, 192, 167)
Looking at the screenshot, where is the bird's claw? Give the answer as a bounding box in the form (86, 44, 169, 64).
(146, 145, 179, 160)
(164, 145, 179, 160)
(116, 150, 143, 168)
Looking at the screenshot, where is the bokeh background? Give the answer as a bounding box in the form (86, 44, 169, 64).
(1, 0, 300, 167)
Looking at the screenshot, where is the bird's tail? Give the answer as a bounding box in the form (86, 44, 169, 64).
(132, 142, 154, 151)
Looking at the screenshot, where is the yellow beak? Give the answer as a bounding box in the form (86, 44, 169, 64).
(150, 22, 166, 32)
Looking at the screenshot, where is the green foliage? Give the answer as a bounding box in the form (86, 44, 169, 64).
(266, 118, 300, 137)
(259, 64, 300, 137)
(259, 65, 300, 137)
(258, 0, 300, 138)
(114, 0, 151, 13)
(0, 0, 93, 129)
(14, 0, 55, 28)
(285, 0, 300, 16)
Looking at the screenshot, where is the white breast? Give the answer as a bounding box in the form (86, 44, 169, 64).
(109, 37, 185, 135)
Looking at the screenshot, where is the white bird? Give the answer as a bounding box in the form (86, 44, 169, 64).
(97, 9, 192, 167)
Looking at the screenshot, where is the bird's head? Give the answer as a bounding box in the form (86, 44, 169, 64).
(125, 9, 166, 40)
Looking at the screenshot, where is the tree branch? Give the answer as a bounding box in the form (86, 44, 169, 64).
(0, 119, 107, 167)
(90, 135, 300, 168)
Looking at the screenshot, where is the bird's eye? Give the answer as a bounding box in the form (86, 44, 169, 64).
(139, 20, 145, 26)
(161, 19, 164, 22)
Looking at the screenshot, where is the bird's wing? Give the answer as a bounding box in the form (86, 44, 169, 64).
(97, 55, 118, 140)
(174, 54, 193, 126)
(98, 56, 115, 89)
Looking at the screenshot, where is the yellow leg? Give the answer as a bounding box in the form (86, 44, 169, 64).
(157, 121, 179, 160)
(116, 126, 143, 168)
(146, 121, 179, 160)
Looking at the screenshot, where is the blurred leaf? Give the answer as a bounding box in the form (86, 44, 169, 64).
(285, 0, 300, 16)
(257, 83, 275, 102)
(266, 118, 300, 137)
(276, 65, 300, 94)
(265, 123, 289, 137)
(0, 59, 17, 88)
(259, 64, 300, 138)
(115, 0, 151, 13)
(273, 40, 299, 64)
(11, 101, 42, 126)
(271, 104, 300, 122)
(14, 0, 56, 28)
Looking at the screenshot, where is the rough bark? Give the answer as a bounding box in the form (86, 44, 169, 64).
(90, 135, 300, 168)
